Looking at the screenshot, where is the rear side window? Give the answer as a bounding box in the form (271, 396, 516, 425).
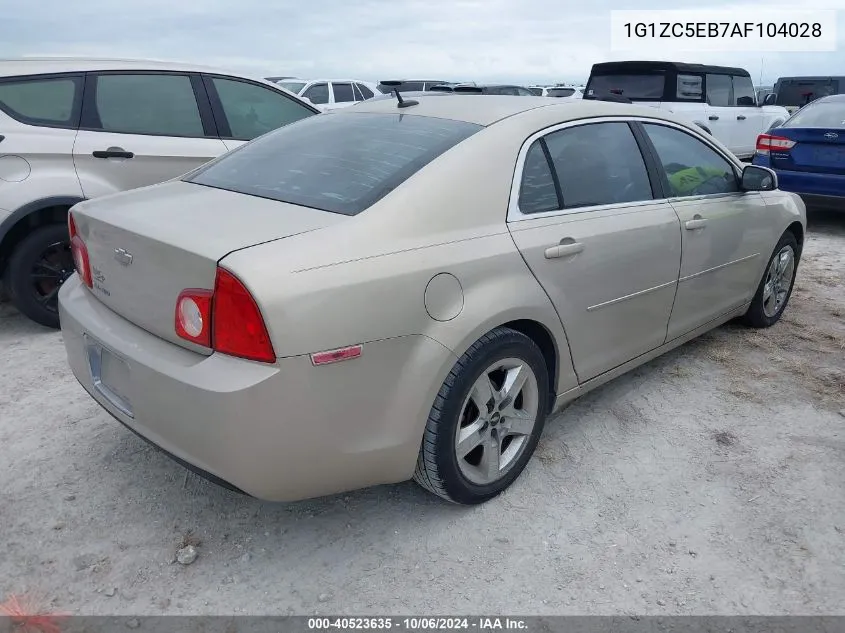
(677, 74, 703, 100)
(643, 123, 739, 197)
(0, 75, 80, 126)
(783, 100, 845, 127)
(544, 122, 653, 209)
(187, 112, 482, 215)
(356, 83, 374, 99)
(303, 83, 329, 104)
(91, 73, 204, 137)
(518, 141, 559, 214)
(586, 74, 664, 100)
(210, 77, 314, 140)
(332, 83, 355, 103)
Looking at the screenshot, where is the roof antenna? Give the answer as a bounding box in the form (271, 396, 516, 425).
(380, 80, 419, 108)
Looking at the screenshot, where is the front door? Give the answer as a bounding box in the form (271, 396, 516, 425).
(640, 121, 771, 339)
(507, 120, 682, 382)
(72, 72, 227, 199)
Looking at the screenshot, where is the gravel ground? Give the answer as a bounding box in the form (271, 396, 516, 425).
(1, 210, 843, 617)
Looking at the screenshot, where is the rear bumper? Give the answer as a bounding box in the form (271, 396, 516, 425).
(58, 276, 456, 501)
(752, 157, 845, 204)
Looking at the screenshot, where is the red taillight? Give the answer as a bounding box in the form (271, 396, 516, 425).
(68, 212, 92, 288)
(756, 134, 796, 154)
(175, 289, 212, 347)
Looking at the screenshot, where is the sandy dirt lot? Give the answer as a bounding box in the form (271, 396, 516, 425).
(0, 211, 843, 617)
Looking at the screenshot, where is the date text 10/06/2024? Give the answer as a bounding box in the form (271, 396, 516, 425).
(307, 618, 528, 630)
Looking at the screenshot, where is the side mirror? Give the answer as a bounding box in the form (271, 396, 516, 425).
(763, 93, 777, 106)
(736, 96, 756, 107)
(742, 164, 777, 191)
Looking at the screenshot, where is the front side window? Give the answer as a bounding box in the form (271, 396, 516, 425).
(518, 141, 559, 214)
(732, 75, 756, 106)
(643, 123, 739, 197)
(303, 83, 329, 104)
(543, 122, 653, 209)
(677, 74, 703, 100)
(92, 73, 204, 137)
(0, 76, 79, 126)
(187, 112, 482, 216)
(706, 74, 732, 107)
(211, 77, 314, 140)
(332, 83, 355, 103)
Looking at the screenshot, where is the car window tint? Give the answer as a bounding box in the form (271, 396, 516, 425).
(405, 82, 425, 91)
(732, 75, 756, 105)
(544, 122, 653, 209)
(643, 123, 739, 197)
(356, 83, 374, 99)
(303, 83, 329, 104)
(211, 77, 313, 140)
(547, 88, 575, 98)
(0, 76, 78, 125)
(586, 74, 664, 100)
(706, 74, 732, 107)
(332, 83, 355, 103)
(677, 74, 703, 100)
(188, 112, 482, 215)
(94, 74, 203, 136)
(519, 141, 559, 214)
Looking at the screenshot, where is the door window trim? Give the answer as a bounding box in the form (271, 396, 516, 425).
(79, 70, 217, 138)
(201, 73, 319, 141)
(507, 116, 746, 223)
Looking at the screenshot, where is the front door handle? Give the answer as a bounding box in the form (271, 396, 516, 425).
(737, 115, 747, 120)
(708, 115, 719, 121)
(685, 218, 708, 230)
(544, 240, 584, 259)
(92, 148, 134, 159)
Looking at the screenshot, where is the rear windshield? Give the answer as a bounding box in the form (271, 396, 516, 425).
(776, 80, 840, 107)
(783, 100, 845, 128)
(528, 87, 544, 96)
(187, 112, 482, 215)
(548, 88, 575, 98)
(586, 74, 664, 100)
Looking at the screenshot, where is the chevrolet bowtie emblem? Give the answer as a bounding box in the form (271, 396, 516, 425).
(114, 248, 133, 266)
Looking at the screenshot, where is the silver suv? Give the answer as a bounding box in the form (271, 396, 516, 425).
(0, 58, 318, 327)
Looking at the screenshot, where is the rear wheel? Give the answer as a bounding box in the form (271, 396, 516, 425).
(741, 231, 799, 328)
(6, 223, 74, 328)
(414, 327, 549, 504)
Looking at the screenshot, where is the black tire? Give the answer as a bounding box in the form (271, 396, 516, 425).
(6, 223, 73, 329)
(413, 327, 550, 504)
(741, 231, 800, 328)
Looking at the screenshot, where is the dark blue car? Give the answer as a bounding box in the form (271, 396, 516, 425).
(752, 94, 845, 210)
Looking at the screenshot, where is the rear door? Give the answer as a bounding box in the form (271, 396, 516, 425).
(507, 119, 681, 382)
(639, 122, 772, 339)
(72, 72, 228, 199)
(202, 74, 315, 150)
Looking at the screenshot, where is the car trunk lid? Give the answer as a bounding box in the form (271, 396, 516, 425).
(768, 127, 845, 175)
(72, 180, 345, 351)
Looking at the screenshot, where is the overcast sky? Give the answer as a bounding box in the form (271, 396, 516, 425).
(1, 0, 842, 85)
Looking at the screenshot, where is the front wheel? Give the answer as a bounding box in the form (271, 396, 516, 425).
(741, 231, 799, 328)
(414, 327, 550, 504)
(6, 223, 74, 328)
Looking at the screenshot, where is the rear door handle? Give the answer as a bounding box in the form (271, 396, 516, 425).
(544, 240, 584, 259)
(685, 218, 708, 230)
(92, 148, 134, 159)
(708, 115, 719, 121)
(737, 115, 747, 120)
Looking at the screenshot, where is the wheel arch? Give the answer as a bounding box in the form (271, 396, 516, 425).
(785, 220, 804, 253)
(0, 196, 84, 275)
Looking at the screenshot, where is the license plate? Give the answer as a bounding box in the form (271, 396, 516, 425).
(812, 146, 845, 164)
(84, 335, 134, 418)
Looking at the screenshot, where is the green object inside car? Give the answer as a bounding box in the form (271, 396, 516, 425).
(668, 165, 729, 195)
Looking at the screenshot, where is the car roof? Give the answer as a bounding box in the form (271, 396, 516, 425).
(0, 56, 265, 80)
(343, 93, 684, 127)
(591, 60, 750, 77)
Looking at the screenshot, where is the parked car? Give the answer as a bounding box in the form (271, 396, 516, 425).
(376, 79, 448, 93)
(771, 76, 845, 114)
(753, 94, 845, 210)
(0, 58, 318, 328)
(59, 95, 805, 505)
(273, 78, 379, 111)
(585, 61, 790, 160)
(429, 83, 535, 95)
